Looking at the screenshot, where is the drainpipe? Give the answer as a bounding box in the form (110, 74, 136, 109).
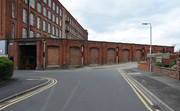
(81, 44, 84, 66)
(116, 46, 119, 64)
(43, 37, 46, 70)
(27, 0, 30, 38)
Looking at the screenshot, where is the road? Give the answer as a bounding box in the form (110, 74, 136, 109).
(3, 63, 158, 111)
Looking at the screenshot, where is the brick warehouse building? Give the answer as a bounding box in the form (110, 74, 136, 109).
(0, 0, 174, 70)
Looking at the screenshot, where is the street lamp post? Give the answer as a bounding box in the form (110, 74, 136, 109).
(142, 23, 152, 72)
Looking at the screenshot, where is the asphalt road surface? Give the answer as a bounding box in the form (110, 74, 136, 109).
(3, 63, 157, 111)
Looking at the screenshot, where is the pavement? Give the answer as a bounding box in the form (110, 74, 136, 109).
(0, 62, 179, 111)
(123, 68, 180, 111)
(0, 77, 49, 103)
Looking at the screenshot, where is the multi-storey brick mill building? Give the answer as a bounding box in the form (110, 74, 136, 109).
(0, 0, 174, 70)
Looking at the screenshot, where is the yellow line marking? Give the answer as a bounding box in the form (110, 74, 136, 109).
(121, 73, 153, 111)
(125, 75, 154, 106)
(0, 78, 57, 110)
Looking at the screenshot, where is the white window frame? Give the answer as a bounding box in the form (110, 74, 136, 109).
(30, 31, 34, 38)
(48, 10, 51, 20)
(48, 0, 51, 8)
(56, 28, 59, 37)
(23, 9, 27, 24)
(53, 2, 55, 11)
(12, 23, 15, 38)
(43, 0, 47, 4)
(22, 28, 27, 38)
(43, 7, 46, 16)
(30, 0, 35, 9)
(59, 29, 62, 38)
(48, 23, 51, 33)
(60, 9, 62, 16)
(59, 18, 62, 27)
(56, 6, 59, 14)
(37, 2, 41, 13)
(52, 26, 55, 35)
(37, 17, 41, 29)
(56, 17, 58, 25)
(36, 33, 41, 38)
(43, 20, 46, 31)
(30, 13, 34, 26)
(12, 2, 15, 18)
(52, 14, 55, 22)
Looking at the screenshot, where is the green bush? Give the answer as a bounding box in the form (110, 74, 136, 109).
(0, 57, 14, 81)
(171, 65, 176, 70)
(169, 59, 176, 68)
(156, 62, 163, 67)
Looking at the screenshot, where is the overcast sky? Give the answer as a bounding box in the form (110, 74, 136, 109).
(61, 0, 180, 51)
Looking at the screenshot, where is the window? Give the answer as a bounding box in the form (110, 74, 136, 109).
(30, 31, 34, 38)
(43, 20, 46, 31)
(22, 0, 28, 4)
(22, 28, 27, 38)
(12, 2, 15, 18)
(56, 6, 59, 14)
(60, 9, 62, 16)
(59, 29, 62, 38)
(56, 28, 59, 37)
(52, 14, 55, 22)
(30, 0, 35, 9)
(37, 2, 41, 13)
(43, 7, 46, 16)
(30, 13, 34, 26)
(53, 2, 55, 11)
(12, 24, 15, 38)
(37, 17, 41, 29)
(48, 10, 51, 20)
(36, 33, 41, 38)
(43, 0, 47, 4)
(56, 17, 58, 25)
(52, 26, 55, 35)
(59, 18, 62, 27)
(48, 0, 51, 7)
(23, 9, 27, 24)
(48, 23, 51, 33)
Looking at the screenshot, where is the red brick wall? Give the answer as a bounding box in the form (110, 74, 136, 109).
(137, 60, 150, 72)
(152, 59, 180, 80)
(8, 38, 175, 70)
(162, 59, 174, 66)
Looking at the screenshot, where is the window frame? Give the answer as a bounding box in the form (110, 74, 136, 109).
(37, 17, 41, 29)
(37, 2, 41, 13)
(23, 9, 27, 24)
(43, 7, 47, 16)
(30, 13, 34, 26)
(22, 28, 27, 38)
(43, 20, 46, 32)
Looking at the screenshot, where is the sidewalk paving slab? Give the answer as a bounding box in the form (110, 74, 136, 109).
(123, 68, 180, 111)
(0, 77, 49, 102)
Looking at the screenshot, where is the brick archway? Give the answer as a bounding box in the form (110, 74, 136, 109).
(69, 46, 80, 65)
(90, 47, 99, 64)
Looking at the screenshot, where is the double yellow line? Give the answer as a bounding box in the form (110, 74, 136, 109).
(0, 78, 57, 110)
(120, 72, 160, 111)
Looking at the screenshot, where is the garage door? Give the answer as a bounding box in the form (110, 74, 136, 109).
(135, 50, 141, 61)
(122, 49, 129, 62)
(90, 47, 99, 64)
(69, 47, 80, 65)
(107, 48, 115, 64)
(48, 47, 59, 65)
